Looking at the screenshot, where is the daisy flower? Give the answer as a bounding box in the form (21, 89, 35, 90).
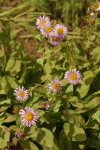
(50, 33, 63, 46)
(14, 130, 23, 138)
(40, 23, 53, 37)
(36, 15, 50, 29)
(92, 2, 100, 11)
(19, 107, 38, 127)
(87, 16, 95, 23)
(53, 24, 67, 38)
(48, 78, 62, 92)
(13, 86, 29, 101)
(64, 68, 81, 85)
(40, 101, 50, 110)
(96, 2, 100, 11)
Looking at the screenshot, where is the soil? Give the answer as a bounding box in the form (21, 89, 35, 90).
(0, 0, 43, 58)
(1, 0, 23, 7)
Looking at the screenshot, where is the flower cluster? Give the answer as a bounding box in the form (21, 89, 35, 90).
(48, 69, 81, 93)
(13, 87, 38, 127)
(13, 68, 81, 128)
(87, 1, 100, 23)
(36, 15, 67, 46)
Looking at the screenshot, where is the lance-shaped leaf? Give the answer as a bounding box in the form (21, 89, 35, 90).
(36, 128, 59, 150)
(63, 123, 86, 142)
(0, 99, 11, 112)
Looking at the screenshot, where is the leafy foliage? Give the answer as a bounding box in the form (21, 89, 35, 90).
(0, 0, 100, 149)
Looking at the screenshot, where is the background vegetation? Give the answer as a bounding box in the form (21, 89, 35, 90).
(0, 0, 100, 150)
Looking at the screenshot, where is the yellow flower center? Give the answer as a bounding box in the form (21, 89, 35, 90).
(18, 91, 25, 98)
(45, 26, 52, 33)
(25, 112, 34, 121)
(92, 2, 99, 9)
(40, 20, 46, 26)
(52, 83, 60, 90)
(57, 28, 63, 34)
(69, 73, 77, 80)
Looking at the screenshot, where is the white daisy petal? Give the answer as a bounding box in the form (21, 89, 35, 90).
(13, 86, 29, 101)
(19, 107, 38, 127)
(48, 78, 62, 92)
(64, 68, 81, 85)
(53, 24, 67, 38)
(40, 23, 53, 37)
(36, 15, 50, 29)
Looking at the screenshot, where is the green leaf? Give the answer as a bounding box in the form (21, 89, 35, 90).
(43, 112, 62, 123)
(0, 99, 11, 112)
(0, 48, 5, 58)
(37, 58, 44, 67)
(0, 126, 10, 148)
(51, 100, 61, 112)
(5, 58, 15, 72)
(63, 110, 85, 126)
(59, 129, 71, 150)
(91, 46, 100, 64)
(65, 84, 73, 96)
(20, 140, 39, 150)
(36, 128, 59, 150)
(41, 61, 52, 81)
(69, 96, 84, 109)
(0, 77, 8, 94)
(63, 123, 86, 142)
(84, 97, 100, 109)
(86, 138, 100, 150)
(9, 125, 19, 131)
(0, 138, 8, 149)
(85, 116, 100, 130)
(6, 76, 19, 88)
(24, 126, 38, 140)
(5, 58, 21, 76)
(0, 48, 6, 71)
(92, 109, 100, 123)
(0, 112, 5, 125)
(3, 113, 15, 123)
(10, 59, 21, 76)
(76, 70, 94, 98)
(18, 65, 27, 83)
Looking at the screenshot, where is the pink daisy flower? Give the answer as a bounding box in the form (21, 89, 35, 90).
(92, 1, 100, 11)
(19, 107, 38, 127)
(48, 78, 62, 92)
(13, 86, 29, 101)
(97, 2, 100, 11)
(50, 34, 63, 46)
(14, 130, 23, 138)
(64, 68, 81, 85)
(40, 101, 50, 110)
(53, 24, 67, 38)
(36, 15, 50, 29)
(40, 23, 53, 37)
